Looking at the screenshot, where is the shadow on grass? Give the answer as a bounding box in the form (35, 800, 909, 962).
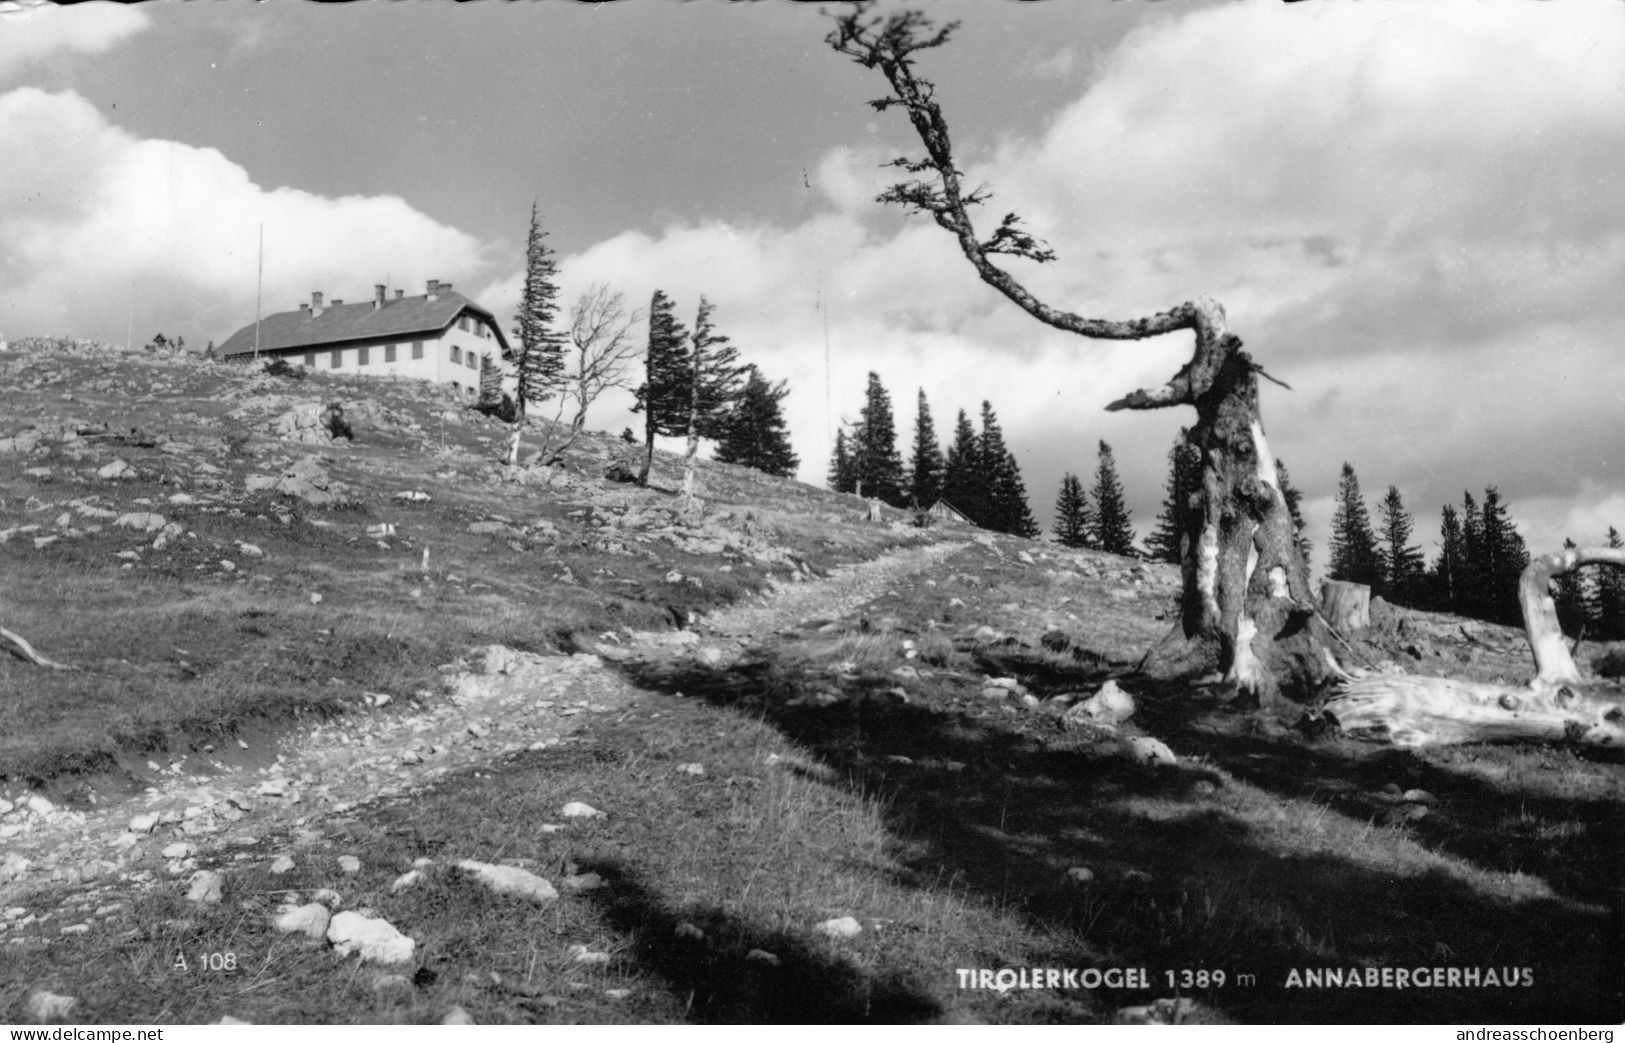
(576, 856, 941, 1024)
(621, 656, 1624, 1024)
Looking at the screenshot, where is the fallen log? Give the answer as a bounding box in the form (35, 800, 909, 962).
(1, 624, 74, 670)
(1324, 547, 1625, 748)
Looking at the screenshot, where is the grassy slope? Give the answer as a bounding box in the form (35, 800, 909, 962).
(2, 342, 1621, 1025)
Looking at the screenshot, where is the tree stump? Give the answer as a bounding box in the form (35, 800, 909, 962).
(1321, 581, 1370, 635)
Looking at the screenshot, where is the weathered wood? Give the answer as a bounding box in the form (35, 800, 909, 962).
(1325, 549, 1625, 748)
(1320, 581, 1371, 635)
(1, 625, 73, 670)
(1328, 674, 1623, 749)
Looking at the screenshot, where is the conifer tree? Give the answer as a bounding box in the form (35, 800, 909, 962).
(941, 409, 983, 524)
(1328, 463, 1381, 587)
(1553, 537, 1595, 636)
(716, 365, 799, 478)
(1377, 485, 1425, 604)
(507, 203, 569, 465)
(1276, 458, 1311, 567)
(1461, 490, 1485, 617)
(906, 388, 945, 509)
(976, 401, 1014, 530)
(630, 289, 690, 486)
(991, 449, 1040, 538)
(680, 296, 747, 505)
(853, 373, 906, 505)
(1596, 527, 1625, 640)
(1479, 486, 1529, 624)
(1090, 440, 1137, 556)
(1147, 430, 1200, 564)
(1053, 472, 1091, 549)
(1432, 504, 1465, 613)
(828, 427, 855, 493)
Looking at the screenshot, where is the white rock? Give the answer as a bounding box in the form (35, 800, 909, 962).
(237, 543, 264, 558)
(567, 943, 611, 965)
(561, 872, 605, 894)
(560, 801, 603, 819)
(114, 512, 166, 533)
(25, 989, 78, 1022)
(441, 1006, 475, 1025)
(311, 888, 343, 908)
(272, 902, 331, 940)
(676, 763, 705, 776)
(389, 870, 422, 894)
(456, 861, 557, 903)
(257, 779, 290, 798)
(745, 949, 781, 967)
(0, 855, 33, 882)
(1126, 736, 1178, 767)
(674, 922, 706, 941)
(813, 916, 863, 939)
(1069, 680, 1137, 727)
(186, 870, 224, 904)
(97, 459, 135, 479)
(1065, 867, 1096, 884)
(336, 855, 361, 875)
(25, 795, 54, 816)
(217, 1016, 252, 1025)
(326, 911, 415, 965)
(127, 812, 160, 834)
(269, 855, 295, 875)
(0, 798, 12, 814)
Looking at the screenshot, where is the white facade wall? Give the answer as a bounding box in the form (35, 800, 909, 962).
(290, 310, 503, 397)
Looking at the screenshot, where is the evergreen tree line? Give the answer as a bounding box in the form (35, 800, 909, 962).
(827, 375, 1038, 537)
(509, 209, 799, 482)
(1326, 462, 1625, 635)
(1052, 441, 1141, 556)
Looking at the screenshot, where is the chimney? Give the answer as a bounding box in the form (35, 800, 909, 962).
(332, 300, 344, 306)
(439, 282, 453, 293)
(311, 291, 324, 317)
(426, 279, 440, 300)
(300, 303, 310, 314)
(374, 284, 386, 309)
(395, 289, 404, 300)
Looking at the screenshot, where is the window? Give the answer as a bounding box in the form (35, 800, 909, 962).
(466, 352, 478, 370)
(358, 346, 370, 366)
(304, 353, 315, 368)
(385, 344, 396, 363)
(412, 341, 423, 359)
(451, 345, 461, 365)
(331, 349, 342, 368)
(458, 316, 470, 332)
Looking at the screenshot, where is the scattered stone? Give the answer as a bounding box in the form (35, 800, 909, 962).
(218, 1016, 252, 1026)
(1, 855, 34, 883)
(1065, 680, 1137, 728)
(269, 855, 295, 875)
(441, 1006, 475, 1026)
(257, 779, 290, 798)
(745, 948, 781, 967)
(1126, 736, 1178, 767)
(390, 870, 422, 894)
(604, 988, 632, 1000)
(1116, 997, 1197, 1025)
(186, 870, 225, 904)
(237, 542, 264, 558)
(1401, 788, 1437, 805)
(59, 923, 91, 936)
(97, 459, 136, 479)
(560, 801, 603, 819)
(399, 750, 422, 765)
(26, 795, 54, 816)
(311, 888, 342, 908)
(561, 872, 605, 894)
(676, 763, 705, 776)
(813, 916, 862, 940)
(25, 990, 78, 1023)
(272, 902, 331, 941)
(1065, 867, 1096, 884)
(466, 722, 489, 739)
(337, 855, 362, 875)
(114, 512, 166, 533)
(327, 911, 415, 965)
(567, 944, 611, 966)
(456, 861, 558, 903)
(674, 922, 706, 942)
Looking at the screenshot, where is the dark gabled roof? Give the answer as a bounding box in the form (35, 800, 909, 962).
(218, 291, 509, 359)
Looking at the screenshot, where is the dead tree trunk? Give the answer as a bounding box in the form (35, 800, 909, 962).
(829, 9, 1336, 706)
(1325, 547, 1625, 748)
(1320, 581, 1371, 635)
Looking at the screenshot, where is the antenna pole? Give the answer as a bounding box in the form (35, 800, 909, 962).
(253, 222, 264, 360)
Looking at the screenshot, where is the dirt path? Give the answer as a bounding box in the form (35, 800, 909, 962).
(0, 539, 968, 926)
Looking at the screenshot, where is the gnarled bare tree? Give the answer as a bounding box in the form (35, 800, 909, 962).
(828, 8, 1334, 706)
(565, 284, 644, 433)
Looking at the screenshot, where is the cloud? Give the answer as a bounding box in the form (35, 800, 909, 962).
(468, 3, 1624, 556)
(0, 88, 490, 349)
(0, 3, 150, 80)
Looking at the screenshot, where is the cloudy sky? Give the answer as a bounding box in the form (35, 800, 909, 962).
(3, 0, 1622, 571)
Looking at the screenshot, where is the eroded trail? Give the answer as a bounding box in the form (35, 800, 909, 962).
(0, 539, 967, 928)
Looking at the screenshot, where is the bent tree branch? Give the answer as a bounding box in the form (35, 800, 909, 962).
(827, 7, 1327, 703)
